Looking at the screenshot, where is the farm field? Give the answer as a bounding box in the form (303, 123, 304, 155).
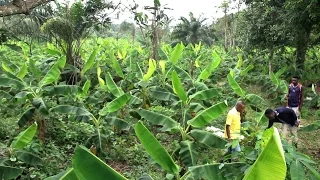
(1, 0, 320, 179)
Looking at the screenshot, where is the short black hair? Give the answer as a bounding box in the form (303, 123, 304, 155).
(265, 109, 274, 115)
(292, 76, 299, 79)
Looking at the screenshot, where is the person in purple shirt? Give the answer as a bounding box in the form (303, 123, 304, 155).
(286, 76, 304, 118)
(265, 107, 299, 147)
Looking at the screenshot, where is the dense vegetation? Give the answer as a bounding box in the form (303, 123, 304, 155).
(0, 0, 320, 179)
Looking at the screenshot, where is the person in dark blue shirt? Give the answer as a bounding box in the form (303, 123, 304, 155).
(265, 107, 299, 147)
(286, 76, 304, 118)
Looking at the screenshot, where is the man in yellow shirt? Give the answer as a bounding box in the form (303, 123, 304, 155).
(221, 101, 245, 163)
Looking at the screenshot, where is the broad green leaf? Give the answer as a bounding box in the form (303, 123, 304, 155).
(169, 43, 184, 65)
(190, 129, 227, 149)
(300, 161, 320, 179)
(173, 65, 192, 82)
(138, 109, 179, 132)
(270, 72, 279, 86)
(81, 48, 98, 76)
(44, 169, 76, 180)
(275, 66, 288, 77)
(179, 140, 198, 167)
(17, 63, 28, 80)
(110, 50, 124, 78)
(139, 173, 154, 180)
(290, 161, 306, 180)
(0, 90, 12, 99)
(45, 85, 82, 96)
(149, 87, 178, 101)
(59, 168, 79, 180)
(189, 88, 220, 100)
(82, 80, 91, 96)
(240, 64, 254, 76)
(197, 50, 222, 81)
(39, 64, 61, 87)
(105, 72, 123, 97)
(28, 58, 42, 77)
(0, 77, 25, 90)
(97, 66, 105, 87)
(188, 162, 246, 180)
(187, 102, 228, 128)
(10, 123, 37, 149)
(15, 150, 42, 165)
(143, 59, 157, 81)
(159, 60, 166, 75)
(134, 121, 180, 174)
(227, 72, 246, 97)
(18, 107, 36, 127)
(235, 54, 243, 69)
(50, 105, 92, 117)
(105, 117, 131, 131)
(245, 94, 266, 107)
(279, 80, 288, 94)
(2, 61, 13, 73)
(99, 94, 131, 116)
(32, 98, 49, 116)
(0, 166, 23, 180)
(243, 127, 286, 180)
(15, 91, 32, 99)
(299, 121, 320, 132)
(171, 71, 187, 103)
(72, 145, 127, 180)
(55, 55, 67, 69)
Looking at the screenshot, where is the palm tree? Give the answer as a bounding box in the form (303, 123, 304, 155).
(171, 12, 216, 46)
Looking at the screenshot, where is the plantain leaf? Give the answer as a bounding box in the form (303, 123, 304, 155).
(15, 150, 42, 166)
(245, 94, 266, 107)
(240, 64, 254, 76)
(0, 166, 23, 180)
(179, 140, 198, 167)
(105, 117, 131, 131)
(134, 121, 180, 174)
(17, 63, 28, 80)
(169, 43, 184, 65)
(110, 50, 124, 78)
(50, 105, 92, 117)
(227, 72, 245, 97)
(18, 107, 36, 127)
(190, 129, 227, 149)
(143, 59, 157, 81)
(149, 87, 178, 101)
(81, 48, 98, 76)
(290, 160, 306, 180)
(99, 93, 131, 116)
(243, 127, 287, 180)
(10, 123, 37, 149)
(72, 145, 127, 180)
(189, 88, 220, 100)
(171, 70, 187, 103)
(32, 98, 49, 116)
(0, 77, 25, 90)
(105, 72, 123, 97)
(82, 80, 91, 96)
(197, 51, 222, 81)
(138, 109, 180, 132)
(187, 102, 228, 128)
(188, 162, 246, 180)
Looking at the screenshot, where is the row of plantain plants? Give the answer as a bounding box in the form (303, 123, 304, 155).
(0, 38, 319, 179)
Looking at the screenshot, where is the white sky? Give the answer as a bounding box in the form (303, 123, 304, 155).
(57, 0, 246, 25)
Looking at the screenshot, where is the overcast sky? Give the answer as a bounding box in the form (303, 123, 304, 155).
(57, 0, 246, 25)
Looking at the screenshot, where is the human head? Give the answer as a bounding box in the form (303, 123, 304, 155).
(235, 101, 245, 113)
(265, 109, 276, 120)
(291, 76, 299, 86)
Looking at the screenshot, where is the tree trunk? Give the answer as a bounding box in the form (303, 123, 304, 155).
(0, 0, 52, 17)
(224, 8, 228, 52)
(268, 46, 274, 76)
(151, 6, 159, 60)
(296, 28, 311, 71)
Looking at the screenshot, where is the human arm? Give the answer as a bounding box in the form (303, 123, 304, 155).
(226, 125, 232, 141)
(266, 120, 273, 129)
(299, 86, 304, 110)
